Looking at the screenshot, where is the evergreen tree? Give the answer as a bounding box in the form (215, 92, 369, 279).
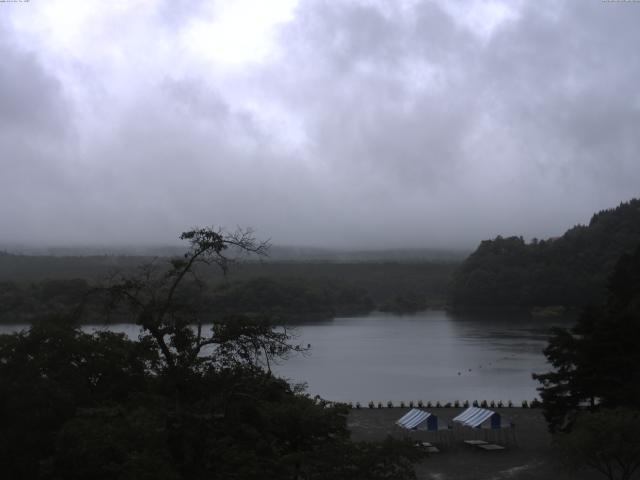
(534, 243, 640, 432)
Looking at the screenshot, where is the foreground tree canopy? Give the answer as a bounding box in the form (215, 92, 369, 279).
(0, 227, 422, 480)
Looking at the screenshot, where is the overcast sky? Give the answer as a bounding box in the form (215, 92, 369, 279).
(1, 0, 639, 249)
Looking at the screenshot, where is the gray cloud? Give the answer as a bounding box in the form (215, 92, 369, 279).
(0, 28, 69, 136)
(1, 0, 639, 248)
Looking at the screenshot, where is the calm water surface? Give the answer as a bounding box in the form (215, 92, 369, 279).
(0, 310, 571, 404)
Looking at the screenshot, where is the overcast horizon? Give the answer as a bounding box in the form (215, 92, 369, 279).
(2, 0, 639, 249)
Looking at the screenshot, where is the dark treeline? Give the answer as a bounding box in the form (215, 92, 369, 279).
(451, 199, 640, 309)
(0, 251, 149, 281)
(0, 259, 456, 323)
(0, 278, 94, 323)
(210, 278, 374, 320)
(0, 277, 375, 324)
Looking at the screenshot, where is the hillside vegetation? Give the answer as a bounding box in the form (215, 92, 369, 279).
(0, 255, 456, 323)
(451, 199, 640, 308)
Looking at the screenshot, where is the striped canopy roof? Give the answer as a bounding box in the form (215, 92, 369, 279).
(452, 407, 496, 428)
(396, 409, 432, 430)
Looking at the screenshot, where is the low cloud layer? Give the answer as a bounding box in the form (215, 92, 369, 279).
(2, 0, 639, 249)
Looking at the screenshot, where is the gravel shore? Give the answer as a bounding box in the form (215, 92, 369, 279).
(348, 408, 600, 480)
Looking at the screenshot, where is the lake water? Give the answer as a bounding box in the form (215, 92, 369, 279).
(0, 310, 570, 404)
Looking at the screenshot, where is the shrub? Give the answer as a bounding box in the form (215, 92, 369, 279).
(417, 400, 423, 408)
(521, 400, 529, 408)
(426, 401, 432, 408)
(377, 401, 383, 408)
(463, 400, 470, 408)
(435, 401, 441, 408)
(490, 400, 496, 408)
(454, 400, 460, 408)
(368, 401, 374, 409)
(556, 408, 640, 480)
(472, 400, 479, 407)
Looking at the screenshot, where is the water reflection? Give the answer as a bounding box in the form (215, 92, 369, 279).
(0, 310, 573, 404)
(273, 310, 573, 403)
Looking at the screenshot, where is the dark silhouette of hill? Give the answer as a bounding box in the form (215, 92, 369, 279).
(451, 199, 640, 308)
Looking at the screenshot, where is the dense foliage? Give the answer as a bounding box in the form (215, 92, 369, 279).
(533, 240, 640, 479)
(451, 199, 640, 308)
(556, 408, 640, 480)
(209, 277, 374, 320)
(0, 279, 93, 323)
(1, 318, 423, 479)
(0, 228, 424, 479)
(0, 261, 454, 323)
(534, 243, 640, 432)
(0, 276, 376, 324)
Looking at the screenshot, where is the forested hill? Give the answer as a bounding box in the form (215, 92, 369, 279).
(450, 199, 640, 308)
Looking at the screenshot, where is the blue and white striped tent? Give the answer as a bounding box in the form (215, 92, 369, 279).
(396, 409, 438, 431)
(453, 407, 501, 429)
